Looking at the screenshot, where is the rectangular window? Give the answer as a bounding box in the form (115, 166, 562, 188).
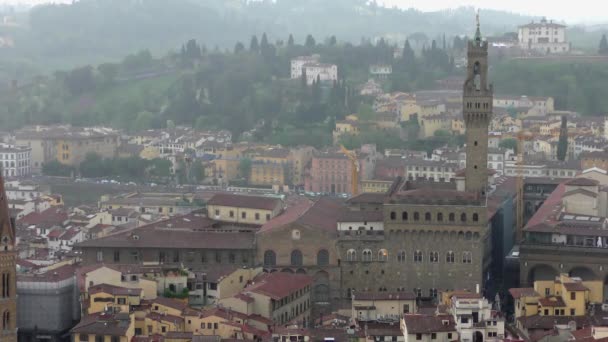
(161, 326, 166, 333)
(207, 323, 212, 329)
(96, 250, 103, 262)
(230, 211, 234, 218)
(403, 304, 410, 313)
(201, 323, 205, 329)
(215, 209, 220, 216)
(241, 211, 246, 219)
(113, 250, 120, 262)
(214, 323, 219, 329)
(117, 297, 126, 305)
(79, 334, 89, 342)
(570, 292, 576, 300)
(201, 252, 207, 263)
(255, 213, 260, 220)
(448, 333, 453, 339)
(416, 334, 422, 340)
(571, 308, 575, 315)
(545, 288, 550, 296)
(431, 333, 437, 340)
(173, 251, 180, 263)
(229, 253, 235, 264)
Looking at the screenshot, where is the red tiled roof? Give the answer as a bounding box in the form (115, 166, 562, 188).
(247, 313, 273, 325)
(17, 264, 76, 283)
(402, 314, 456, 334)
(60, 227, 80, 240)
(538, 296, 566, 307)
(199, 307, 248, 321)
(566, 178, 599, 186)
(47, 228, 63, 238)
(563, 188, 598, 198)
(207, 193, 282, 211)
(563, 282, 588, 291)
(88, 283, 142, 296)
(152, 297, 188, 312)
(571, 326, 593, 341)
(244, 272, 314, 300)
(509, 287, 540, 299)
(18, 207, 68, 226)
(259, 197, 344, 233)
(71, 312, 131, 336)
(233, 293, 255, 303)
(146, 311, 184, 324)
(525, 182, 566, 229)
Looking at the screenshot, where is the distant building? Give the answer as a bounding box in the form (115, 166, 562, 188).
(518, 17, 570, 54)
(0, 144, 32, 177)
(369, 64, 393, 78)
(206, 193, 283, 225)
(14, 125, 120, 172)
(17, 264, 80, 342)
(290, 55, 338, 85)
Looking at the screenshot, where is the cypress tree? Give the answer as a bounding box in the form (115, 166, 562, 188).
(599, 34, 608, 55)
(249, 35, 259, 53)
(557, 115, 568, 161)
(287, 34, 295, 47)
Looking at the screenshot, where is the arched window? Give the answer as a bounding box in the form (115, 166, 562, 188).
(461, 213, 467, 222)
(291, 250, 303, 266)
(446, 251, 455, 263)
(397, 250, 406, 262)
(425, 212, 431, 221)
(473, 213, 479, 222)
(413, 212, 420, 221)
(465, 231, 472, 240)
(429, 251, 439, 263)
(390, 212, 396, 220)
(378, 249, 388, 262)
(437, 212, 443, 221)
(402, 211, 408, 221)
(346, 249, 357, 262)
(413, 250, 423, 263)
(2, 311, 8, 331)
(317, 249, 329, 266)
(263, 250, 276, 266)
(462, 251, 472, 264)
(1, 273, 9, 298)
(362, 249, 372, 262)
(449, 213, 455, 222)
(429, 288, 438, 298)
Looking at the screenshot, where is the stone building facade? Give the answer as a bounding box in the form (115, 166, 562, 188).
(337, 23, 494, 301)
(0, 171, 17, 342)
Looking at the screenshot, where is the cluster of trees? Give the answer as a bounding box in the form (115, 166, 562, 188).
(42, 153, 172, 181)
(599, 34, 608, 55)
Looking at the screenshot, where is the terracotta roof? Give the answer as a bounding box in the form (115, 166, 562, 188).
(89, 283, 142, 296)
(582, 151, 608, 159)
(259, 197, 344, 233)
(509, 287, 540, 299)
(347, 192, 386, 204)
(517, 315, 592, 330)
(247, 313, 273, 325)
(233, 293, 255, 303)
(71, 312, 131, 336)
(525, 182, 566, 228)
(402, 314, 456, 334)
(60, 227, 80, 240)
(152, 297, 188, 312)
(570, 326, 593, 341)
(207, 193, 282, 211)
(538, 296, 566, 307)
(244, 272, 314, 300)
(146, 311, 184, 324)
(47, 228, 63, 238)
(563, 282, 588, 291)
(199, 307, 248, 321)
(18, 207, 68, 226)
(354, 292, 416, 301)
(76, 226, 255, 250)
(389, 188, 481, 206)
(17, 264, 77, 283)
(165, 332, 193, 339)
(566, 178, 599, 186)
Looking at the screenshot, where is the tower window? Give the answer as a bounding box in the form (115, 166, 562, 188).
(474, 141, 478, 146)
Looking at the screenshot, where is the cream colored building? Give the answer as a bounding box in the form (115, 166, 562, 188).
(81, 265, 158, 300)
(88, 283, 143, 314)
(518, 18, 569, 54)
(352, 292, 417, 322)
(206, 193, 283, 225)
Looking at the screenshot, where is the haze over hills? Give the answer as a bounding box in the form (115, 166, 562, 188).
(0, 0, 539, 73)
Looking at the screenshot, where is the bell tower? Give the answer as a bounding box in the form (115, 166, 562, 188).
(463, 11, 493, 196)
(0, 168, 17, 342)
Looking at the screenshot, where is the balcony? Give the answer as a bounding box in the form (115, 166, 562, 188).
(520, 241, 608, 256)
(338, 231, 385, 241)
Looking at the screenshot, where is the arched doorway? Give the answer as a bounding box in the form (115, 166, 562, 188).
(527, 264, 558, 285)
(473, 331, 483, 342)
(296, 268, 307, 274)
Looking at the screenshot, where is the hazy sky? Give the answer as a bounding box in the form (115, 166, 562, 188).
(0, 0, 602, 25)
(380, 0, 600, 24)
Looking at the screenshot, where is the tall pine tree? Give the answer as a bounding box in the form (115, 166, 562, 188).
(287, 34, 295, 47)
(249, 35, 259, 53)
(599, 34, 608, 55)
(557, 115, 568, 161)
